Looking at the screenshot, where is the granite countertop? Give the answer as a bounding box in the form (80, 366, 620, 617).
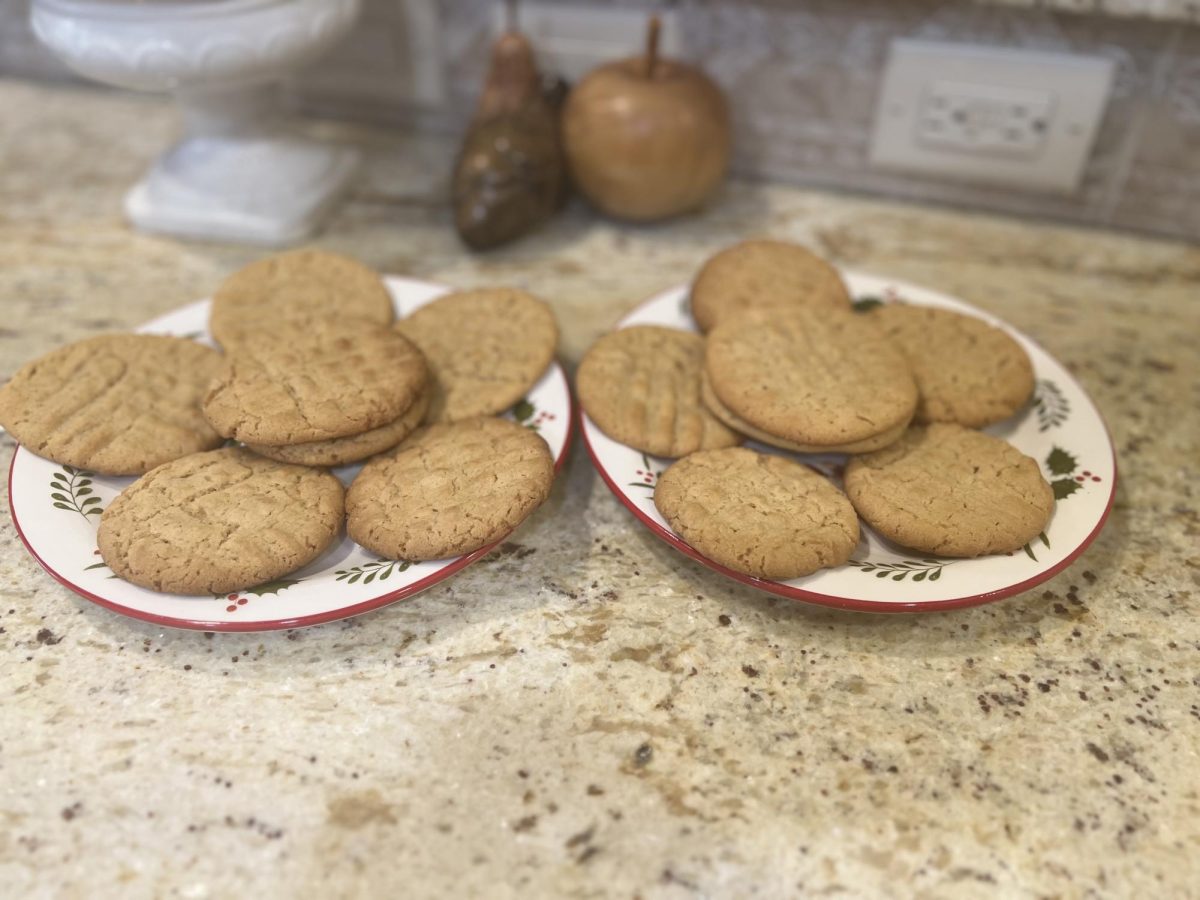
(1, 79, 1198, 898)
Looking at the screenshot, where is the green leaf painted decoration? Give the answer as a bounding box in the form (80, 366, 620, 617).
(1046, 447, 1077, 476)
(1033, 379, 1070, 431)
(335, 559, 412, 585)
(512, 399, 535, 423)
(49, 466, 104, 520)
(1052, 478, 1081, 500)
(853, 297, 883, 313)
(1023, 526, 1055, 563)
(847, 558, 948, 581)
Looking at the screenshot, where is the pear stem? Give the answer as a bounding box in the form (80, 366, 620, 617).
(644, 15, 661, 77)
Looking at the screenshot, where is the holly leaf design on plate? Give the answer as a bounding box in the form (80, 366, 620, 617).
(511, 398, 535, 424)
(1046, 447, 1077, 477)
(1052, 479, 1081, 501)
(852, 297, 883, 313)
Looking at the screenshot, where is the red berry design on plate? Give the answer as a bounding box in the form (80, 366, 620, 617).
(224, 594, 250, 613)
(629, 457, 663, 492)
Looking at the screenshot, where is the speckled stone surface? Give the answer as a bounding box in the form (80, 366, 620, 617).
(1, 80, 1198, 899)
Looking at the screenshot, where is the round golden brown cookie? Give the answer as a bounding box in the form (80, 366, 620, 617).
(578, 325, 741, 458)
(0, 334, 224, 475)
(869, 303, 1034, 427)
(654, 447, 859, 580)
(347, 417, 554, 560)
(699, 370, 906, 455)
(395, 288, 558, 424)
(705, 308, 917, 451)
(202, 319, 427, 445)
(245, 388, 430, 467)
(844, 423, 1054, 557)
(97, 447, 345, 595)
(690, 239, 851, 332)
(210, 249, 395, 348)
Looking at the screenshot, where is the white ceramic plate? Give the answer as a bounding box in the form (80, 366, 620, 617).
(8, 277, 574, 631)
(581, 273, 1116, 613)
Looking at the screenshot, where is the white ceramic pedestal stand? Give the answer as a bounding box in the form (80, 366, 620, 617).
(31, 0, 363, 245)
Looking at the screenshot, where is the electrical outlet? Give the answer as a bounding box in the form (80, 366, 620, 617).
(869, 40, 1115, 194)
(492, 2, 681, 83)
(917, 81, 1053, 157)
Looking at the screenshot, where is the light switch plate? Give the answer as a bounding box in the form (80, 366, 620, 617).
(492, 2, 681, 82)
(869, 40, 1115, 194)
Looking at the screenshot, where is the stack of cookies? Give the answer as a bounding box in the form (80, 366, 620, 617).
(579, 239, 1054, 580)
(0, 249, 559, 596)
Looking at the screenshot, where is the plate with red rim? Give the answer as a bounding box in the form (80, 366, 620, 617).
(581, 272, 1117, 613)
(7, 276, 574, 632)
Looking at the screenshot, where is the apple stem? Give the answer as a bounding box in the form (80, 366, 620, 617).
(644, 15, 661, 77)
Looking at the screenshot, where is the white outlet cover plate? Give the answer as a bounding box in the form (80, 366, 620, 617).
(869, 40, 1115, 194)
(493, 2, 681, 82)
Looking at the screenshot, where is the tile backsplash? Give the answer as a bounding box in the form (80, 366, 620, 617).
(2, 0, 1198, 241)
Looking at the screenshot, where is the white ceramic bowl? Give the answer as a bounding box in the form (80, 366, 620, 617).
(32, 0, 361, 92)
(30, 0, 364, 245)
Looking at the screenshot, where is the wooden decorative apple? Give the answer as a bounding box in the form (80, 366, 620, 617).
(562, 17, 731, 222)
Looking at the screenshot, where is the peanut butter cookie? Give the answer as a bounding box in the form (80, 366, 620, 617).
(0, 334, 224, 475)
(699, 370, 907, 455)
(202, 319, 427, 445)
(578, 325, 741, 458)
(245, 388, 431, 468)
(870, 303, 1034, 428)
(210, 249, 395, 348)
(705, 308, 917, 452)
(347, 417, 554, 560)
(97, 447, 345, 595)
(654, 447, 859, 579)
(395, 288, 558, 424)
(844, 423, 1054, 557)
(690, 239, 851, 332)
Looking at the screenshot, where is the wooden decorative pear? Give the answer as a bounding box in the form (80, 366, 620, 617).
(452, 13, 567, 250)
